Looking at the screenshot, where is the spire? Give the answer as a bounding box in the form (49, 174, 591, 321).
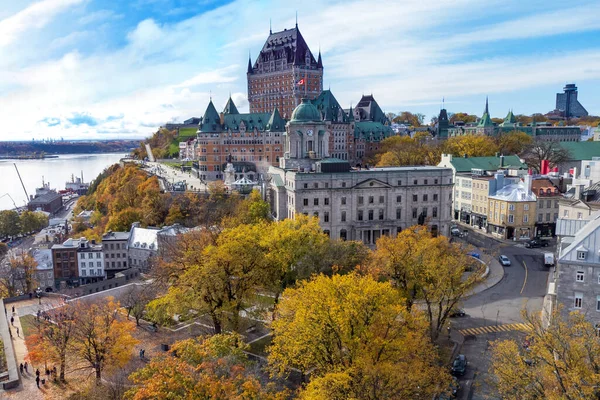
(223, 96, 239, 115)
(269, 18, 272, 34)
(247, 52, 252, 74)
(317, 48, 323, 69)
(295, 11, 298, 28)
(484, 96, 489, 115)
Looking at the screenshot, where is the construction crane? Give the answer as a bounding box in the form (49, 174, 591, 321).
(0, 193, 18, 210)
(13, 163, 29, 201)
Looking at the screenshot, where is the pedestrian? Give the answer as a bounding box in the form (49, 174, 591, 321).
(53, 366, 57, 376)
(19, 363, 23, 374)
(24, 362, 28, 373)
(29, 292, 32, 299)
(35, 376, 40, 388)
(36, 368, 40, 378)
(12, 306, 15, 313)
(139, 349, 143, 360)
(45, 368, 50, 377)
(10, 316, 13, 326)
(16, 327, 19, 337)
(142, 349, 145, 358)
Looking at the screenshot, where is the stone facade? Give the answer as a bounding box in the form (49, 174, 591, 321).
(532, 178, 561, 237)
(487, 177, 537, 240)
(101, 231, 131, 279)
(247, 25, 323, 118)
(268, 99, 453, 245)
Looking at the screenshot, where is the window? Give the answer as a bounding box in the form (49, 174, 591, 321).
(523, 214, 529, 223)
(546, 200, 551, 208)
(397, 180, 402, 186)
(433, 194, 438, 201)
(508, 214, 514, 223)
(424, 179, 428, 185)
(578, 212, 583, 219)
(369, 196, 374, 204)
(538, 214, 543, 222)
(82, 270, 86, 276)
(413, 194, 418, 202)
(97, 269, 102, 276)
(358, 210, 363, 221)
(596, 296, 600, 312)
(508, 204, 515, 211)
(303, 199, 308, 206)
(379, 209, 384, 220)
(358, 196, 364, 205)
(342, 182, 346, 188)
(574, 292, 583, 309)
(341, 197, 346, 205)
(314, 198, 319, 206)
(414, 179, 418, 185)
(340, 229, 347, 240)
(396, 208, 402, 219)
(578, 251, 587, 260)
(546, 213, 551, 222)
(81, 262, 86, 268)
(576, 271, 585, 282)
(564, 210, 569, 217)
(314, 183, 318, 188)
(524, 204, 529, 211)
(433, 207, 438, 218)
(341, 211, 346, 222)
(422, 208, 427, 217)
(597, 273, 600, 284)
(412, 208, 418, 218)
(434, 179, 438, 184)
(423, 194, 428, 202)
(324, 212, 329, 222)
(379, 196, 384, 204)
(313, 212, 319, 218)
(324, 198, 329, 206)
(396, 195, 402, 203)
(303, 183, 308, 189)
(368, 210, 374, 220)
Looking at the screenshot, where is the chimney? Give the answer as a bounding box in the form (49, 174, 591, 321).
(523, 175, 533, 194)
(463, 154, 468, 158)
(500, 155, 505, 167)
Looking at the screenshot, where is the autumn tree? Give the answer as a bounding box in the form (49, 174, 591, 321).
(125, 333, 287, 400)
(121, 284, 158, 326)
(521, 139, 571, 173)
(449, 112, 477, 124)
(153, 223, 266, 333)
(442, 134, 499, 158)
(25, 303, 76, 382)
(496, 130, 533, 155)
(0, 252, 38, 296)
(19, 211, 48, 234)
(269, 273, 450, 399)
(491, 308, 600, 399)
(371, 226, 481, 340)
(71, 297, 138, 383)
(0, 242, 7, 258)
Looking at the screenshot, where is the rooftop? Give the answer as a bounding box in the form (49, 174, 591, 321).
(102, 231, 131, 241)
(129, 226, 160, 251)
(559, 142, 600, 161)
(489, 183, 537, 202)
(443, 154, 527, 173)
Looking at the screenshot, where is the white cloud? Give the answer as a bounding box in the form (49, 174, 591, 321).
(0, 0, 84, 47)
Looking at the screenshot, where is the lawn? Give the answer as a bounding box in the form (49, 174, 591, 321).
(178, 127, 198, 138)
(19, 314, 38, 338)
(248, 335, 272, 357)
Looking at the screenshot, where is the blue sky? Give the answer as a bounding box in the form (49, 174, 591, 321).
(0, 0, 599, 140)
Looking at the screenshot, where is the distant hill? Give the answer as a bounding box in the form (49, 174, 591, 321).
(0, 140, 138, 156)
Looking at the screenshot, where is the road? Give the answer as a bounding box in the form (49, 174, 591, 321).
(450, 228, 553, 399)
(143, 161, 207, 192)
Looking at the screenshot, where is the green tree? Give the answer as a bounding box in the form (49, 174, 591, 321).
(0, 210, 20, 237)
(521, 139, 572, 173)
(269, 273, 450, 399)
(497, 131, 533, 155)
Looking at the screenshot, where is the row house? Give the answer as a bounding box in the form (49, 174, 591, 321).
(51, 237, 105, 288)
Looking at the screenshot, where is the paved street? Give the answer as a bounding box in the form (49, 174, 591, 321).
(143, 161, 207, 192)
(450, 228, 552, 399)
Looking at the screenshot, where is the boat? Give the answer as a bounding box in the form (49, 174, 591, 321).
(65, 172, 89, 195)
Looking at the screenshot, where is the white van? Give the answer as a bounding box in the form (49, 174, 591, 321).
(544, 253, 555, 267)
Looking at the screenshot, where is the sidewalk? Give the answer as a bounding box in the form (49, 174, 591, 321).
(3, 309, 46, 399)
(467, 258, 505, 298)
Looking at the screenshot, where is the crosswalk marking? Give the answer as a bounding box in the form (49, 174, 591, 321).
(459, 322, 533, 336)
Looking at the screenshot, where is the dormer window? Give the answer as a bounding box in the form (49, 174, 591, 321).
(578, 251, 587, 260)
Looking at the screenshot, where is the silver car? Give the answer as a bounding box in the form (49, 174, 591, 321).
(499, 255, 511, 266)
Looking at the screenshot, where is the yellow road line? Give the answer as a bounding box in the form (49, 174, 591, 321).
(459, 322, 534, 336)
(520, 260, 528, 294)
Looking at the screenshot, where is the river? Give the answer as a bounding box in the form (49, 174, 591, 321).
(0, 153, 126, 211)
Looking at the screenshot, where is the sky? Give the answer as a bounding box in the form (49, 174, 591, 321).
(0, 0, 599, 141)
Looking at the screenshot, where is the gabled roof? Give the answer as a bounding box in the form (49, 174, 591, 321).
(559, 212, 600, 264)
(312, 90, 348, 123)
(223, 97, 239, 115)
(354, 95, 389, 124)
(354, 121, 393, 140)
(266, 107, 285, 131)
(447, 155, 527, 173)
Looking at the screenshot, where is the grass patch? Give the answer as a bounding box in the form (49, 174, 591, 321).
(0, 339, 6, 373)
(20, 314, 38, 338)
(248, 335, 272, 357)
(178, 127, 198, 138)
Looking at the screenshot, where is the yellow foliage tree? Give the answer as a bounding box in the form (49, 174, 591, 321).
(496, 131, 533, 155)
(71, 297, 138, 383)
(491, 308, 600, 399)
(269, 273, 449, 399)
(442, 134, 499, 157)
(371, 226, 481, 340)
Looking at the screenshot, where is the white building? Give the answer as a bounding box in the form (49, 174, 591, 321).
(75, 238, 105, 284)
(32, 248, 55, 292)
(268, 100, 454, 244)
(128, 223, 159, 271)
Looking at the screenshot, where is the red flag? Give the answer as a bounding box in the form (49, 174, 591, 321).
(297, 78, 305, 85)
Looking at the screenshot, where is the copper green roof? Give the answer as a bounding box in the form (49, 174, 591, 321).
(311, 90, 349, 123)
(354, 121, 393, 140)
(559, 142, 600, 161)
(290, 98, 321, 123)
(266, 108, 285, 131)
(223, 97, 239, 115)
(199, 100, 221, 132)
(448, 155, 527, 173)
(478, 112, 493, 127)
(502, 110, 517, 125)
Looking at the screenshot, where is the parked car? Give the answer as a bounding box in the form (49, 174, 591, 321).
(525, 238, 549, 248)
(451, 354, 467, 376)
(498, 255, 511, 266)
(467, 251, 481, 259)
(449, 307, 466, 318)
(451, 228, 461, 237)
(544, 252, 555, 267)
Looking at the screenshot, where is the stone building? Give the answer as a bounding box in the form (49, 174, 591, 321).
(51, 237, 104, 288)
(268, 100, 454, 244)
(247, 24, 323, 118)
(487, 176, 537, 240)
(554, 213, 600, 325)
(127, 223, 159, 272)
(32, 248, 55, 292)
(101, 231, 131, 279)
(555, 84, 588, 119)
(76, 238, 105, 285)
